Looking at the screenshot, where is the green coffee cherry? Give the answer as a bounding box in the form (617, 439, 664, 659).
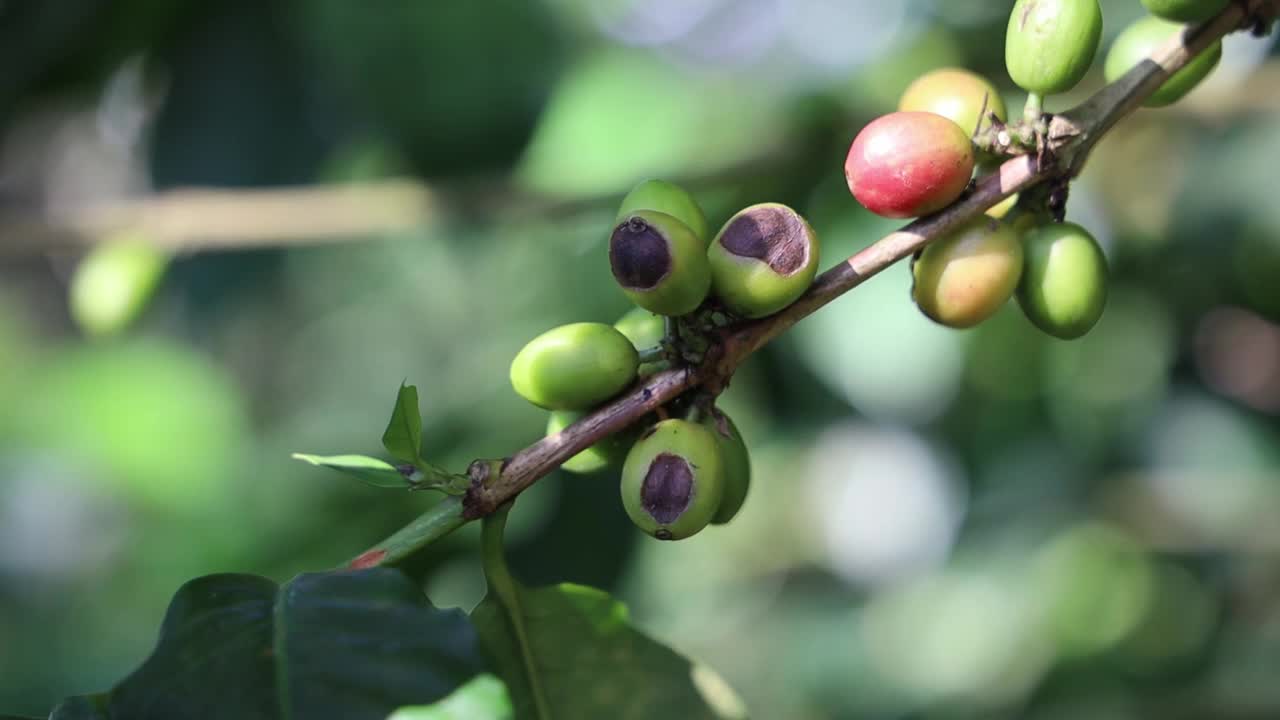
(69, 235, 167, 337)
(707, 203, 821, 319)
(701, 409, 750, 525)
(1104, 16, 1222, 107)
(614, 307, 666, 376)
(1017, 222, 1108, 339)
(610, 210, 711, 317)
(510, 322, 638, 410)
(617, 179, 710, 249)
(1140, 0, 1228, 23)
(620, 418, 724, 540)
(912, 216, 1023, 329)
(546, 411, 634, 474)
(1006, 0, 1103, 95)
(898, 68, 1008, 138)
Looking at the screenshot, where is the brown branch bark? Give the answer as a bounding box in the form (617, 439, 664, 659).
(345, 0, 1278, 566)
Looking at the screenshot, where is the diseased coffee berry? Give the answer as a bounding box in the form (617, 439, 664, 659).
(1104, 16, 1222, 107)
(898, 68, 1008, 138)
(1006, 0, 1103, 95)
(546, 410, 635, 474)
(617, 179, 711, 249)
(614, 307, 667, 376)
(700, 409, 750, 525)
(1140, 0, 1228, 23)
(620, 419, 724, 540)
(845, 112, 976, 219)
(707, 203, 821, 319)
(1017, 221, 1108, 339)
(610, 210, 711, 317)
(510, 322, 638, 410)
(912, 216, 1023, 328)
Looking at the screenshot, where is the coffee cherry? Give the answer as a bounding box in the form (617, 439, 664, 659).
(1005, 0, 1103, 95)
(510, 322, 639, 410)
(546, 410, 635, 474)
(617, 179, 711, 249)
(898, 68, 1008, 138)
(69, 236, 167, 337)
(1017, 222, 1108, 339)
(845, 112, 976, 219)
(1104, 16, 1222, 107)
(700, 409, 750, 525)
(707, 203, 821, 319)
(610, 210, 712, 317)
(614, 307, 667, 376)
(1140, 0, 1228, 23)
(620, 418, 724, 540)
(912, 216, 1023, 328)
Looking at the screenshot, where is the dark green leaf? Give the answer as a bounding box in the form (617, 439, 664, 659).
(471, 511, 745, 720)
(47, 695, 109, 720)
(387, 674, 513, 720)
(280, 571, 483, 718)
(381, 382, 423, 464)
(44, 570, 484, 720)
(291, 452, 416, 488)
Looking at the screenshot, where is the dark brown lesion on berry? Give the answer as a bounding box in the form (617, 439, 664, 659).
(718, 205, 811, 276)
(610, 216, 672, 289)
(641, 452, 693, 524)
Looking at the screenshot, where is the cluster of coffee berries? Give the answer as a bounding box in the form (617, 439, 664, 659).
(845, 0, 1223, 339)
(510, 179, 822, 540)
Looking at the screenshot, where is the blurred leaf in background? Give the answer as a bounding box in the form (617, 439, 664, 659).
(1, 0, 1278, 718)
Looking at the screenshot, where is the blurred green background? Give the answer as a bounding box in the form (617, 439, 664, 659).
(2, 1, 1279, 718)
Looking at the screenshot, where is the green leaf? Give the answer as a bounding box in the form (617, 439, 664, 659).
(47, 695, 109, 719)
(387, 674, 512, 720)
(47, 570, 485, 720)
(470, 510, 746, 720)
(291, 453, 417, 489)
(382, 382, 424, 464)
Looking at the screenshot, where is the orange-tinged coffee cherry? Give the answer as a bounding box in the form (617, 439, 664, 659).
(912, 216, 1023, 328)
(898, 68, 1007, 138)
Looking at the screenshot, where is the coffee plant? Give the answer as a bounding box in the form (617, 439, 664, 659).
(14, 2, 1278, 718)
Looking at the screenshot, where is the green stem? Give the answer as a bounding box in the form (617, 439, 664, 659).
(684, 399, 707, 424)
(1024, 92, 1044, 125)
(345, 495, 467, 568)
(637, 345, 666, 364)
(481, 506, 552, 720)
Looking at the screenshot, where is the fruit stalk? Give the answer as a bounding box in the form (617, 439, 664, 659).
(348, 0, 1280, 568)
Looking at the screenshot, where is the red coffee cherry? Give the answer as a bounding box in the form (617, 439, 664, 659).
(845, 112, 976, 219)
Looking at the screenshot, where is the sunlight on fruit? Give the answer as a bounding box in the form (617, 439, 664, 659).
(807, 424, 965, 586)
